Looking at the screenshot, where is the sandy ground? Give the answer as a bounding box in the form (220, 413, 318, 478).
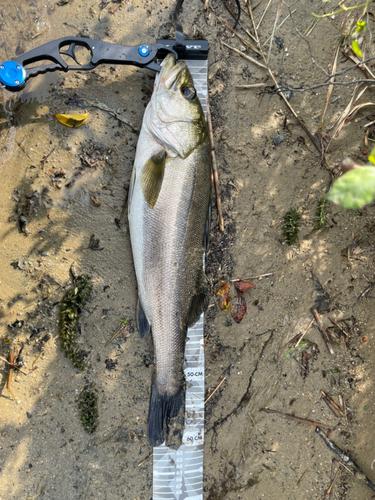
(1, 0, 375, 499)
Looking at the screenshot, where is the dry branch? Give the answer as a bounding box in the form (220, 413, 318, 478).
(320, 390, 345, 417)
(261, 408, 330, 430)
(222, 41, 268, 69)
(207, 102, 224, 232)
(315, 427, 375, 492)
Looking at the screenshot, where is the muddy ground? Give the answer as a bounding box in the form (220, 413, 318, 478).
(1, 0, 375, 499)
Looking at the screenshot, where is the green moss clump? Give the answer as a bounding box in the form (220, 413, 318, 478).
(78, 386, 98, 433)
(314, 198, 328, 228)
(283, 208, 301, 245)
(59, 273, 92, 370)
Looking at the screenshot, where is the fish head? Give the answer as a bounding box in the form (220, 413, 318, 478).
(145, 53, 207, 158)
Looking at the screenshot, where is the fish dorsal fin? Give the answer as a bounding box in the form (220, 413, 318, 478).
(141, 151, 165, 209)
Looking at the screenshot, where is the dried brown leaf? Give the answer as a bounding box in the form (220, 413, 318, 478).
(234, 280, 256, 296)
(215, 281, 231, 312)
(230, 297, 247, 324)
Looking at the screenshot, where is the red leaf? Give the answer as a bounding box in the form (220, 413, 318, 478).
(230, 297, 247, 324)
(234, 280, 256, 297)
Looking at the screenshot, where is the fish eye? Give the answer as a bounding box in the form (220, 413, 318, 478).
(181, 85, 196, 100)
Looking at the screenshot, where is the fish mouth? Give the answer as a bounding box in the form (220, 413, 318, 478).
(158, 53, 188, 90)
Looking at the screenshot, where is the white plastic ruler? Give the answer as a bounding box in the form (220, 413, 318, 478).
(153, 58, 207, 500)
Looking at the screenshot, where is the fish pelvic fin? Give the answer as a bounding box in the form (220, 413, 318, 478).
(137, 298, 151, 339)
(148, 384, 184, 447)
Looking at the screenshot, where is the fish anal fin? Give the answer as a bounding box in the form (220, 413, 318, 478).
(137, 299, 151, 339)
(141, 151, 165, 209)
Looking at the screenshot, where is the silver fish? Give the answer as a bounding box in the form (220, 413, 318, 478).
(128, 53, 211, 446)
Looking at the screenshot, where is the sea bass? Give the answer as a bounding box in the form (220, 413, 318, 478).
(128, 53, 211, 446)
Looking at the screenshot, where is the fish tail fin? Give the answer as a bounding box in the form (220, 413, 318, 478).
(148, 384, 184, 447)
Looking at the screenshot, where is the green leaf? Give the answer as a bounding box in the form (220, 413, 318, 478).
(327, 166, 375, 209)
(352, 40, 362, 58)
(285, 341, 308, 359)
(364, 405, 369, 410)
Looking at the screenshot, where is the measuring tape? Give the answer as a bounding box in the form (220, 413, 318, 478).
(153, 58, 208, 500)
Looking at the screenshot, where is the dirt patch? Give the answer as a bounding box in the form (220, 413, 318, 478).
(1, 1, 375, 499)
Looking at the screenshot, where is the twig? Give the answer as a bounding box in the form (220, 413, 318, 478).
(295, 319, 314, 348)
(312, 1, 371, 19)
(262, 9, 297, 47)
(342, 48, 375, 80)
(267, 3, 283, 64)
(322, 394, 340, 418)
(231, 272, 274, 282)
(357, 281, 375, 300)
(261, 408, 331, 430)
(355, 110, 375, 123)
(138, 452, 152, 467)
(320, 390, 345, 417)
(295, 469, 307, 488)
(328, 54, 375, 81)
(326, 465, 341, 496)
(207, 102, 224, 232)
(285, 332, 303, 348)
(82, 99, 138, 133)
(235, 83, 269, 88)
(327, 317, 349, 337)
(0, 355, 14, 366)
(312, 309, 334, 355)
(256, 0, 273, 30)
(321, 42, 340, 129)
(315, 427, 375, 492)
(292, 355, 306, 371)
(222, 41, 268, 69)
(6, 345, 16, 390)
(364, 119, 375, 129)
(205, 376, 226, 404)
(284, 2, 329, 78)
(246, 1, 322, 154)
(219, 17, 260, 55)
(40, 147, 56, 168)
(278, 79, 375, 95)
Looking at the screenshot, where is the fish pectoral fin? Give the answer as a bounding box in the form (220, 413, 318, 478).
(141, 150, 165, 209)
(187, 273, 210, 327)
(137, 299, 151, 339)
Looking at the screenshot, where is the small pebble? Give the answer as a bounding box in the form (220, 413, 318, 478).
(273, 134, 285, 146)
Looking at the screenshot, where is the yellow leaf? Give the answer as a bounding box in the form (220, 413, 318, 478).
(368, 146, 375, 165)
(351, 40, 362, 58)
(54, 110, 88, 128)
